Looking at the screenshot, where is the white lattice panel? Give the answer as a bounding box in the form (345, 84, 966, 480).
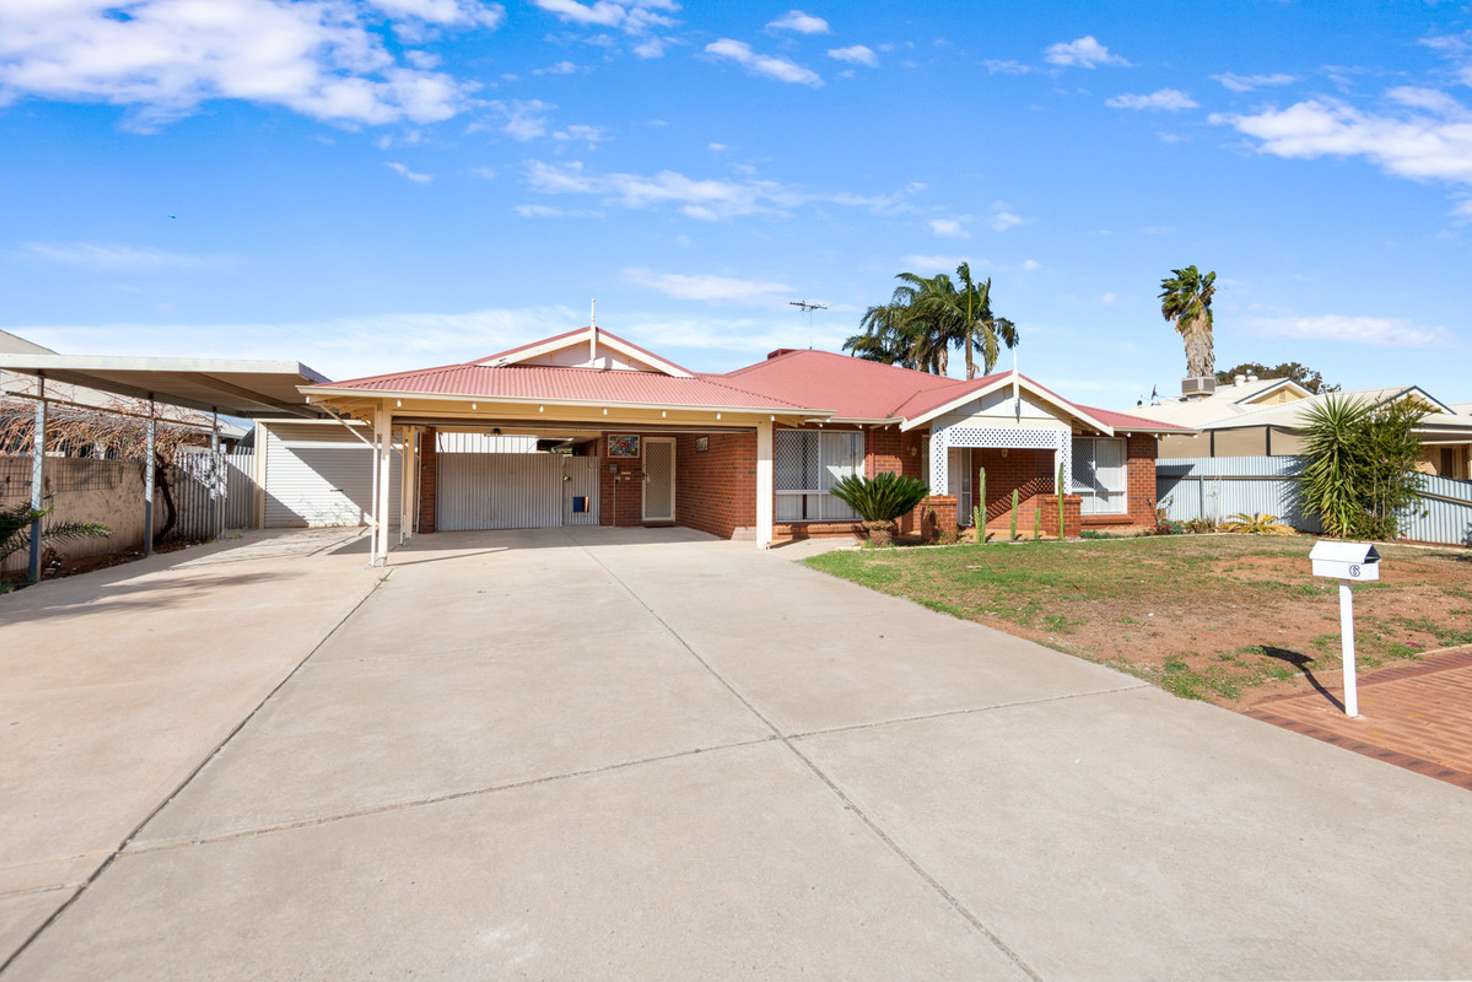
(929, 426, 1070, 495)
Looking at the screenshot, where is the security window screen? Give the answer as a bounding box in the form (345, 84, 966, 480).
(775, 430, 863, 522)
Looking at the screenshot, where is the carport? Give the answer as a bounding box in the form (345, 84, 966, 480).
(298, 324, 831, 565)
(0, 352, 326, 581)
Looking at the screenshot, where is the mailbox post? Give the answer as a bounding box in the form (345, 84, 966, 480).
(1309, 541, 1381, 718)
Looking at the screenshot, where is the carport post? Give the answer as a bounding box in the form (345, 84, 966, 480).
(210, 408, 222, 540)
(756, 417, 774, 549)
(27, 374, 46, 584)
(373, 404, 392, 565)
(143, 397, 156, 557)
(399, 425, 414, 544)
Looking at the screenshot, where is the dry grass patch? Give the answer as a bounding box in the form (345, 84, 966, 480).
(805, 536, 1472, 705)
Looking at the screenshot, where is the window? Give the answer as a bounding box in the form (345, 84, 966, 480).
(776, 430, 864, 522)
(1071, 437, 1127, 515)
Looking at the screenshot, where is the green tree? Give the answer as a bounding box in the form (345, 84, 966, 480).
(1299, 395, 1427, 539)
(1215, 361, 1337, 394)
(846, 266, 1018, 377)
(1159, 265, 1217, 379)
(916, 263, 1018, 379)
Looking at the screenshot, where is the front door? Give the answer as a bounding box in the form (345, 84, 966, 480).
(948, 447, 973, 524)
(642, 438, 676, 523)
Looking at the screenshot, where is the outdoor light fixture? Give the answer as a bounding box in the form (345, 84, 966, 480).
(395, 399, 402, 408)
(471, 402, 477, 410)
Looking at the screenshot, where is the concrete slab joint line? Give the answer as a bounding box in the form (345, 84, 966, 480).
(0, 570, 394, 977)
(564, 529, 1044, 982)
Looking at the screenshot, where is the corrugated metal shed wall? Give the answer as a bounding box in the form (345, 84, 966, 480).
(435, 432, 539, 454)
(263, 423, 401, 528)
(438, 453, 563, 531)
(1157, 455, 1472, 544)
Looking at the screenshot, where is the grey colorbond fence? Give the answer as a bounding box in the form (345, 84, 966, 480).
(1157, 455, 1472, 546)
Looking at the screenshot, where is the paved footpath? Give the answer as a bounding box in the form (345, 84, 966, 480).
(1248, 646, 1472, 790)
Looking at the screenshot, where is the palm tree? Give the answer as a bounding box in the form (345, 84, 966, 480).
(1159, 265, 1217, 379)
(844, 271, 950, 374)
(932, 264, 1018, 378)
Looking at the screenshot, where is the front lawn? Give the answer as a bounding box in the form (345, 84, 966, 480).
(804, 535, 1472, 704)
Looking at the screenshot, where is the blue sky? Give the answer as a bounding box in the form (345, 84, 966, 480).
(1, 0, 1469, 408)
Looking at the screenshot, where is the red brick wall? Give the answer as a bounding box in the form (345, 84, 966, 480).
(918, 495, 958, 542)
(417, 426, 437, 533)
(1040, 494, 1083, 538)
(598, 432, 644, 527)
(865, 425, 927, 534)
(1126, 434, 1158, 527)
(974, 448, 1055, 531)
(676, 432, 756, 539)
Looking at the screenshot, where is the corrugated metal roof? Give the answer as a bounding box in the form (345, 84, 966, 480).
(316, 362, 815, 411)
(722, 349, 969, 419)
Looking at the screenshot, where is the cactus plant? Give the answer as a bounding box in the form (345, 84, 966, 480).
(1056, 461, 1066, 539)
(1009, 488, 1019, 541)
(1033, 500, 1042, 540)
(975, 466, 986, 544)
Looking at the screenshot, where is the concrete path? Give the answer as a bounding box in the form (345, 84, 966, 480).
(3, 527, 1469, 980)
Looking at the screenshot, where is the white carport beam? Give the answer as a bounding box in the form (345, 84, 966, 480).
(373, 404, 392, 565)
(399, 425, 415, 544)
(756, 418, 774, 549)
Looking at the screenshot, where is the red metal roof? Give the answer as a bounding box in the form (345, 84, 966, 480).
(473, 327, 696, 375)
(721, 349, 967, 419)
(315, 362, 815, 412)
(310, 329, 1194, 432)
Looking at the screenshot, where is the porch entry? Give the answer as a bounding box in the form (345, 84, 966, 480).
(642, 437, 676, 523)
(947, 448, 974, 525)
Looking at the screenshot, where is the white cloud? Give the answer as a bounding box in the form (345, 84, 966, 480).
(24, 242, 211, 270)
(552, 123, 609, 147)
(513, 203, 601, 218)
(1211, 71, 1295, 93)
(708, 142, 727, 152)
(530, 0, 676, 35)
(624, 268, 791, 303)
(386, 160, 433, 182)
(469, 166, 497, 179)
(632, 37, 668, 58)
(989, 203, 1024, 232)
(532, 59, 579, 76)
(490, 99, 555, 141)
(767, 10, 829, 34)
(983, 58, 1031, 75)
(901, 254, 969, 271)
(1454, 199, 1472, 221)
(828, 45, 877, 68)
(704, 39, 822, 87)
(1100, 291, 1117, 305)
(0, 0, 484, 130)
(524, 160, 919, 221)
(1105, 88, 1197, 111)
(366, 0, 505, 29)
(1210, 95, 1472, 184)
(1044, 36, 1128, 69)
(1244, 314, 1447, 347)
(1386, 86, 1465, 115)
(928, 217, 970, 239)
(1022, 258, 1041, 271)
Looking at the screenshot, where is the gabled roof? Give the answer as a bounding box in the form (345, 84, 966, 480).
(473, 326, 695, 378)
(1202, 385, 1463, 432)
(1127, 375, 1314, 427)
(722, 348, 959, 420)
(308, 360, 822, 414)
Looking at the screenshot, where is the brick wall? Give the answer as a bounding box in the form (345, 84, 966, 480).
(675, 432, 755, 539)
(1126, 434, 1158, 527)
(865, 425, 927, 534)
(417, 426, 437, 533)
(918, 495, 958, 542)
(598, 432, 645, 528)
(1039, 494, 1082, 538)
(974, 448, 1055, 532)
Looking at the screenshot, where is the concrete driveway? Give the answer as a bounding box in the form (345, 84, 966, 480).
(3, 527, 1470, 980)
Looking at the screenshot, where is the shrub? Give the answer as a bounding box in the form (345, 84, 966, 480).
(1300, 395, 1427, 539)
(1218, 512, 1294, 535)
(829, 473, 929, 547)
(0, 504, 110, 565)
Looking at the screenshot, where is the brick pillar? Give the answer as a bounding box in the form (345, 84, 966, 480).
(918, 495, 958, 543)
(1039, 494, 1082, 539)
(417, 427, 437, 533)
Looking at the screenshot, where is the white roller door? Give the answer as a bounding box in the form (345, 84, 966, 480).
(437, 453, 600, 531)
(263, 423, 402, 528)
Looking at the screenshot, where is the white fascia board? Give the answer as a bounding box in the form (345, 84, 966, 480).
(595, 334, 694, 378)
(473, 330, 591, 368)
(899, 374, 1115, 436)
(1230, 377, 1311, 405)
(472, 329, 694, 378)
(298, 387, 836, 417)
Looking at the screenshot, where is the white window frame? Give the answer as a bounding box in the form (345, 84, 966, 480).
(1071, 436, 1128, 516)
(776, 429, 864, 523)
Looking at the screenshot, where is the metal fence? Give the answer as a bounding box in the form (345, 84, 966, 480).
(1157, 455, 1472, 546)
(168, 450, 256, 540)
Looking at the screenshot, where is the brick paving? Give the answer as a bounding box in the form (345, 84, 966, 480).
(1246, 646, 1472, 791)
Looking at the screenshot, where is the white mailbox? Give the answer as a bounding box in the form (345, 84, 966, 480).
(1310, 541, 1380, 582)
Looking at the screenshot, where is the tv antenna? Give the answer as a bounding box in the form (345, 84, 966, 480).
(789, 300, 828, 348)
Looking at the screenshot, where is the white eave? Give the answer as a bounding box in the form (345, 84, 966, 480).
(898, 372, 1116, 436)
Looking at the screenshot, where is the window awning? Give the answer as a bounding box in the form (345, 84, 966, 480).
(0, 353, 328, 418)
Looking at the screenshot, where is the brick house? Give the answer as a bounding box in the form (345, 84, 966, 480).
(300, 326, 1189, 563)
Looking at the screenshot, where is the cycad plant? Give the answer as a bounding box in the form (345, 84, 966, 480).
(829, 473, 930, 547)
(1300, 395, 1426, 539)
(1, 504, 110, 565)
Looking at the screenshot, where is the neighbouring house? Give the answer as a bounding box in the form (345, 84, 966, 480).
(1128, 373, 1472, 480)
(297, 325, 1188, 559)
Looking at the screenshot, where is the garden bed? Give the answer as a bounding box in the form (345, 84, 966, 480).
(804, 534, 1472, 705)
